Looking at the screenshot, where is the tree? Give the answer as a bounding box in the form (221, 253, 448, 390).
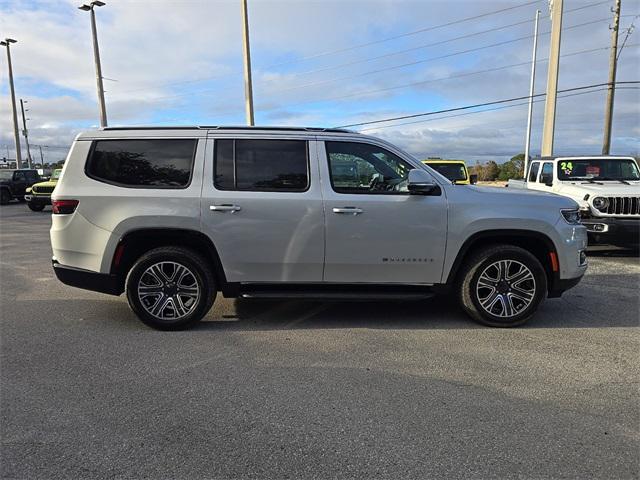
(498, 154, 525, 180)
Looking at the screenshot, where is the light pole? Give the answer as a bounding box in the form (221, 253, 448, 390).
(241, 0, 255, 126)
(79, 0, 108, 127)
(1, 38, 22, 168)
(20, 99, 33, 169)
(541, 0, 564, 157)
(524, 9, 541, 176)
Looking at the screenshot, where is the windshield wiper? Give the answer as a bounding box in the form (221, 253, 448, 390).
(581, 178, 603, 185)
(594, 177, 631, 185)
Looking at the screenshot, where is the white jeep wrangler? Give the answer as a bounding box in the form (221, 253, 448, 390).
(508, 156, 640, 248)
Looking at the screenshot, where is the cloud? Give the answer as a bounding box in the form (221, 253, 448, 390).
(0, 0, 638, 164)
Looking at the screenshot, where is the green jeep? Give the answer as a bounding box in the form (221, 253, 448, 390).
(25, 169, 62, 211)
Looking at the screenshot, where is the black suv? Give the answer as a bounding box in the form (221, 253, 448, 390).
(0, 169, 41, 205)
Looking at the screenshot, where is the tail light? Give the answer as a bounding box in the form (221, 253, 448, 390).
(52, 199, 79, 215)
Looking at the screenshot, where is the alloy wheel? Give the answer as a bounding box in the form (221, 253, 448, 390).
(137, 261, 200, 320)
(476, 260, 536, 318)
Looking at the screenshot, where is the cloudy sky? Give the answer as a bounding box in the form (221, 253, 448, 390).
(1, 0, 639, 164)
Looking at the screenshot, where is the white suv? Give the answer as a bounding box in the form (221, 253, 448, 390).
(51, 126, 588, 330)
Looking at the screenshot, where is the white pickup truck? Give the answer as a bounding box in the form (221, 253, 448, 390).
(508, 156, 640, 248)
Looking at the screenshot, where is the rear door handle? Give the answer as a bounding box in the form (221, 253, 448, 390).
(210, 204, 242, 213)
(332, 207, 363, 215)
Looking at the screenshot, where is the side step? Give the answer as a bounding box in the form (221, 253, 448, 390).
(238, 283, 435, 301)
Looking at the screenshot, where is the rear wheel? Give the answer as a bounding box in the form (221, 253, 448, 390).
(27, 202, 45, 211)
(458, 245, 547, 327)
(125, 247, 216, 330)
(0, 189, 10, 205)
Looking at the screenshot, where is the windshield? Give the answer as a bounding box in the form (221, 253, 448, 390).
(52, 169, 62, 180)
(427, 163, 467, 182)
(557, 159, 640, 181)
(0, 170, 14, 180)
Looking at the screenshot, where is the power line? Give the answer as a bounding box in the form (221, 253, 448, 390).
(336, 80, 640, 129)
(109, 0, 551, 97)
(358, 86, 638, 132)
(259, 0, 612, 84)
(258, 45, 610, 113)
(264, 17, 610, 95)
(130, 16, 609, 106)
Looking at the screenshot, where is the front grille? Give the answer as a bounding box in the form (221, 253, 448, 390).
(605, 196, 640, 215)
(33, 186, 54, 194)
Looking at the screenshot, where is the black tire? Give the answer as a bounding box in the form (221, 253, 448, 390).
(0, 189, 10, 205)
(457, 244, 547, 327)
(27, 202, 45, 212)
(125, 246, 216, 330)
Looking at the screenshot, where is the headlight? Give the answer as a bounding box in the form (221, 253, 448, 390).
(561, 208, 581, 225)
(592, 197, 609, 211)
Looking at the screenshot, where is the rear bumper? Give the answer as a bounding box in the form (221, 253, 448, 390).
(52, 258, 122, 296)
(581, 216, 639, 247)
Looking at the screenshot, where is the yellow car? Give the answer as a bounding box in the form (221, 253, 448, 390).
(25, 168, 62, 211)
(422, 159, 476, 185)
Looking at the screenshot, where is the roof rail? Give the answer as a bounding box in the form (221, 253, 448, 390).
(102, 125, 357, 134)
(102, 126, 198, 130)
(201, 126, 357, 133)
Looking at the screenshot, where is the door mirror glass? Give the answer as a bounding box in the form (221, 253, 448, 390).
(540, 173, 553, 186)
(408, 169, 440, 195)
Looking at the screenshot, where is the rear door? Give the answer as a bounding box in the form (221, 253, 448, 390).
(200, 135, 324, 283)
(319, 139, 447, 284)
(528, 161, 554, 192)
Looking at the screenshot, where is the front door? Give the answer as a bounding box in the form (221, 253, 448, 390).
(319, 140, 447, 284)
(200, 136, 325, 283)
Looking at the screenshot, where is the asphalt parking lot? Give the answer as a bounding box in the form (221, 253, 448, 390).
(1, 203, 638, 480)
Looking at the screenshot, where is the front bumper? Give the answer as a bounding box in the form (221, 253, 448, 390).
(581, 215, 640, 247)
(25, 194, 52, 205)
(52, 258, 123, 296)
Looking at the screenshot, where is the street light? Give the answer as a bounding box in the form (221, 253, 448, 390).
(1, 38, 22, 167)
(78, 1, 108, 127)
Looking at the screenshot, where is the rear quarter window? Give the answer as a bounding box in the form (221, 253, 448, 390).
(85, 139, 197, 188)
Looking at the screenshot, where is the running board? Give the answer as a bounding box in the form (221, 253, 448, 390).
(240, 292, 434, 300)
(238, 284, 435, 301)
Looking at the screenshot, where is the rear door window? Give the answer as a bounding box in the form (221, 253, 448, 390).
(214, 139, 309, 192)
(539, 162, 554, 184)
(86, 139, 197, 188)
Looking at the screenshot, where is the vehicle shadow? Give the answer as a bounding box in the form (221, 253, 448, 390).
(191, 287, 639, 331)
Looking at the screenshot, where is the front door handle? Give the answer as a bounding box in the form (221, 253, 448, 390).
(210, 204, 242, 213)
(332, 207, 363, 215)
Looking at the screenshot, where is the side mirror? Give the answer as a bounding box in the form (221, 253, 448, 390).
(469, 174, 478, 184)
(408, 169, 441, 196)
(540, 173, 553, 186)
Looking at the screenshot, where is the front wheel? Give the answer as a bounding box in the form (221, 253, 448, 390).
(458, 245, 547, 327)
(125, 247, 216, 330)
(27, 202, 45, 211)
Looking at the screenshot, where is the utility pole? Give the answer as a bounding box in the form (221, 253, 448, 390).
(602, 0, 621, 155)
(241, 0, 255, 126)
(524, 9, 541, 176)
(79, 1, 108, 127)
(541, 0, 563, 157)
(20, 99, 33, 169)
(38, 145, 44, 165)
(1, 38, 22, 168)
